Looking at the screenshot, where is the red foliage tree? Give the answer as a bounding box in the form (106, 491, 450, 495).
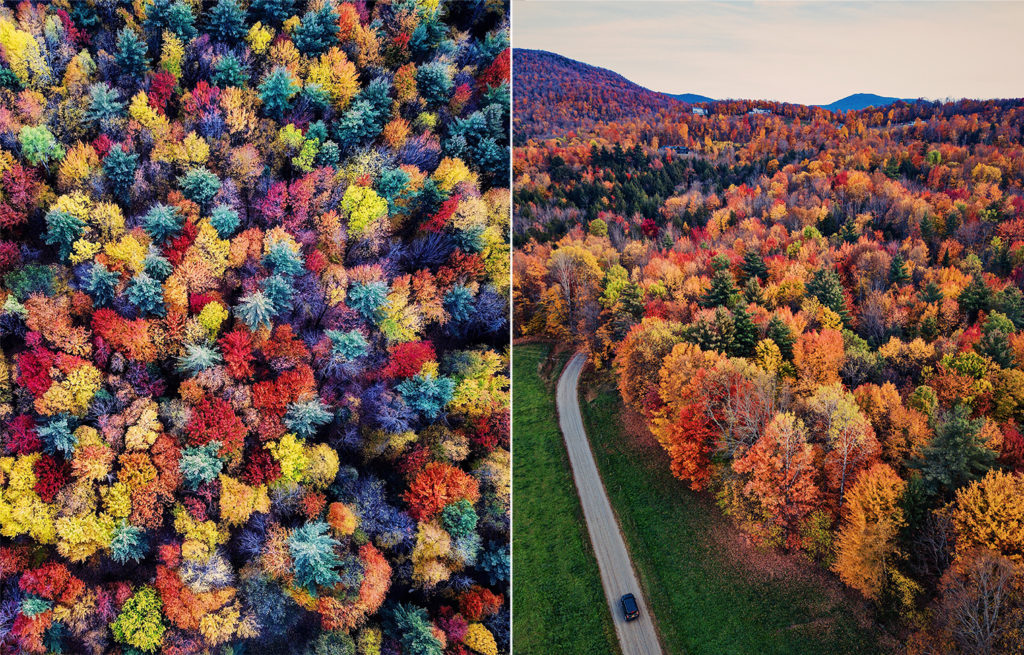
(403, 462, 480, 521)
(148, 71, 177, 114)
(661, 401, 718, 491)
(16, 346, 55, 397)
(6, 415, 41, 455)
(33, 455, 70, 503)
(0, 240, 22, 272)
(1001, 421, 1024, 472)
(19, 563, 84, 605)
(219, 328, 255, 380)
(380, 341, 436, 379)
(185, 397, 247, 459)
(242, 448, 281, 486)
(458, 585, 503, 621)
(0, 164, 40, 229)
(477, 48, 510, 91)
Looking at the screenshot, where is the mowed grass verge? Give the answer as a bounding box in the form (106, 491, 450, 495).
(512, 344, 620, 655)
(578, 372, 889, 655)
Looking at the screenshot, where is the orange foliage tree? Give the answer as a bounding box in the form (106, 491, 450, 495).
(732, 412, 819, 548)
(833, 463, 907, 599)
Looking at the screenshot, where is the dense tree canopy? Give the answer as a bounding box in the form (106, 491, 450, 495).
(0, 2, 510, 654)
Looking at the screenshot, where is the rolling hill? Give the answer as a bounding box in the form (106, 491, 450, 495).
(513, 50, 922, 141)
(817, 93, 912, 112)
(670, 93, 716, 104)
(513, 49, 684, 140)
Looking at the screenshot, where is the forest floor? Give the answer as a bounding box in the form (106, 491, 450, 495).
(577, 365, 897, 655)
(512, 343, 621, 655)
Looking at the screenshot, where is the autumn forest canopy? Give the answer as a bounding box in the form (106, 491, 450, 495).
(514, 49, 1024, 653)
(0, 2, 510, 655)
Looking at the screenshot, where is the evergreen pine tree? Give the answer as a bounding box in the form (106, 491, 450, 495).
(731, 305, 758, 358)
(84, 83, 125, 127)
(766, 315, 796, 359)
(84, 263, 119, 307)
(687, 307, 735, 354)
(292, 3, 340, 56)
(806, 268, 849, 324)
(743, 277, 764, 305)
(250, 0, 297, 26)
(126, 273, 166, 317)
(211, 54, 247, 87)
(143, 0, 196, 42)
(912, 404, 996, 501)
(919, 280, 943, 304)
(977, 311, 1015, 368)
(384, 604, 443, 655)
(608, 284, 645, 341)
(205, 0, 247, 43)
(416, 61, 454, 106)
(332, 78, 392, 150)
(179, 442, 224, 489)
(889, 254, 909, 286)
(259, 66, 299, 120)
(994, 285, 1024, 329)
(177, 167, 221, 208)
(958, 274, 992, 323)
(288, 521, 343, 591)
(44, 211, 84, 260)
(921, 214, 936, 243)
(235, 291, 276, 330)
(210, 204, 240, 238)
(115, 28, 149, 82)
(702, 267, 739, 308)
(142, 204, 182, 244)
(176, 344, 223, 374)
(741, 248, 768, 281)
(104, 144, 139, 199)
(284, 399, 333, 439)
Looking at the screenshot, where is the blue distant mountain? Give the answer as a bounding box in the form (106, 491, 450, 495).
(669, 93, 715, 104)
(817, 93, 914, 112)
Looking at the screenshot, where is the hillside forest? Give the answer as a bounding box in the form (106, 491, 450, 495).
(514, 49, 1024, 653)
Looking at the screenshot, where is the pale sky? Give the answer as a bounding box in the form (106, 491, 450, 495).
(513, 1, 1024, 105)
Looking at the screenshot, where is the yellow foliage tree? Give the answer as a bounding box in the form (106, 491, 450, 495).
(306, 47, 359, 109)
(950, 470, 1024, 561)
(833, 463, 907, 599)
(411, 521, 452, 588)
(463, 623, 499, 655)
(0, 18, 50, 88)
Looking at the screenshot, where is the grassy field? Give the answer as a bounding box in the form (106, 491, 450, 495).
(512, 344, 620, 655)
(578, 372, 891, 655)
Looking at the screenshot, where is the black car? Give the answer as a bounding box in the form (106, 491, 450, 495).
(620, 593, 640, 621)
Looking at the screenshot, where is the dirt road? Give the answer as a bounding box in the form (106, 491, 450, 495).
(556, 352, 664, 655)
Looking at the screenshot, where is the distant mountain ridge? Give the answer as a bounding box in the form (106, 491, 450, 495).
(514, 50, 918, 140)
(816, 93, 914, 112)
(669, 93, 715, 104)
